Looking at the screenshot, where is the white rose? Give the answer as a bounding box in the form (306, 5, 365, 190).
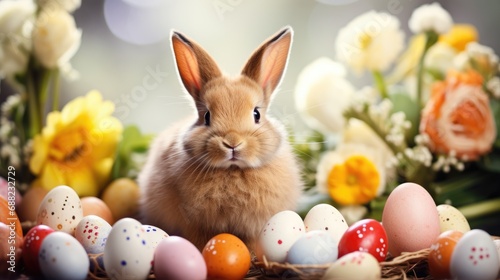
(32, 8, 82, 69)
(295, 57, 355, 135)
(425, 42, 457, 74)
(36, 0, 81, 13)
(409, 2, 453, 34)
(0, 0, 36, 78)
(335, 11, 405, 74)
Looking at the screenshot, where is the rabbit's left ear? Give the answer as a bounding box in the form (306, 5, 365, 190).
(241, 26, 293, 98)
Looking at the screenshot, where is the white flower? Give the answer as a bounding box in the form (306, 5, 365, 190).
(1, 94, 22, 115)
(295, 57, 355, 135)
(37, 0, 81, 13)
(425, 42, 457, 74)
(316, 143, 386, 199)
(487, 76, 500, 99)
(409, 2, 453, 34)
(0, 0, 36, 78)
(335, 10, 405, 74)
(32, 8, 82, 69)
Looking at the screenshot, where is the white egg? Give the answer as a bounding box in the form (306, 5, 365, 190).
(255, 210, 305, 263)
(286, 230, 338, 265)
(304, 204, 348, 246)
(76, 215, 112, 254)
(39, 232, 90, 280)
(322, 251, 380, 280)
(142, 225, 169, 251)
(450, 229, 499, 280)
(103, 218, 154, 280)
(436, 204, 470, 233)
(36, 185, 83, 235)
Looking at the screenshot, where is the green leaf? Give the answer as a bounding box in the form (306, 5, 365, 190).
(389, 91, 420, 144)
(480, 149, 500, 173)
(489, 98, 500, 148)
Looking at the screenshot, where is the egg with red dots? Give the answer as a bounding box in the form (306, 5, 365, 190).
(255, 210, 306, 263)
(103, 218, 154, 280)
(450, 229, 499, 280)
(76, 215, 111, 254)
(322, 251, 381, 280)
(142, 225, 169, 251)
(338, 219, 388, 262)
(303, 204, 348, 246)
(286, 230, 338, 265)
(22, 224, 55, 275)
(36, 185, 83, 235)
(38, 232, 90, 280)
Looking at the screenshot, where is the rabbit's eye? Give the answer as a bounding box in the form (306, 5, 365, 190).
(253, 108, 261, 124)
(204, 111, 211, 126)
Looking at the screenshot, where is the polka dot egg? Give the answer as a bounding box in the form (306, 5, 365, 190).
(36, 185, 83, 235)
(142, 225, 169, 251)
(436, 204, 470, 233)
(202, 233, 251, 279)
(103, 218, 154, 280)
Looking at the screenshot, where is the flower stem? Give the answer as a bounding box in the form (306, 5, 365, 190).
(373, 70, 388, 99)
(38, 69, 51, 120)
(458, 197, 500, 220)
(26, 69, 41, 138)
(52, 68, 61, 111)
(416, 31, 439, 107)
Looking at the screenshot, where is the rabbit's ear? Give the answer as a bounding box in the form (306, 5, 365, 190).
(171, 30, 222, 100)
(241, 26, 293, 98)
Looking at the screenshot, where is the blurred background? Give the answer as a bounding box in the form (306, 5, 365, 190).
(4, 0, 500, 135)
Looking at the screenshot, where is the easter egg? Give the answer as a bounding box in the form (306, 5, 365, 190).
(286, 230, 338, 265)
(255, 210, 305, 263)
(450, 229, 499, 280)
(0, 196, 22, 238)
(202, 233, 251, 279)
(101, 178, 140, 220)
(436, 204, 470, 233)
(22, 225, 55, 274)
(39, 232, 90, 280)
(154, 236, 207, 280)
(103, 218, 154, 280)
(338, 219, 388, 262)
(382, 182, 440, 256)
(75, 215, 111, 254)
(428, 230, 463, 279)
(303, 203, 348, 246)
(36, 185, 83, 234)
(81, 196, 114, 225)
(322, 251, 381, 280)
(142, 225, 169, 251)
(17, 186, 48, 222)
(0, 222, 23, 274)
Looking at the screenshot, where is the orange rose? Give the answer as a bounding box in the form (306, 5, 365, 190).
(420, 70, 496, 160)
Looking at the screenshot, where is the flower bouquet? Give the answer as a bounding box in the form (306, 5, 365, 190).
(294, 2, 500, 233)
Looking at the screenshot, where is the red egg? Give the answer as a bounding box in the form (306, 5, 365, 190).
(338, 219, 388, 262)
(22, 225, 55, 275)
(428, 230, 463, 279)
(202, 233, 251, 279)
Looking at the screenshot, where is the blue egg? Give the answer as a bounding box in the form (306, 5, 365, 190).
(286, 230, 338, 265)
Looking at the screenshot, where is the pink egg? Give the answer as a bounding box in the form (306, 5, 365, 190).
(382, 182, 441, 256)
(154, 236, 206, 280)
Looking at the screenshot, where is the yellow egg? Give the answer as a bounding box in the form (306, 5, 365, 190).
(101, 178, 140, 220)
(81, 196, 114, 225)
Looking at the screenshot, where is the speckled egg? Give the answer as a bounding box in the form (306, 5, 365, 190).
(202, 233, 251, 279)
(142, 225, 169, 251)
(436, 204, 470, 233)
(255, 210, 306, 263)
(450, 229, 499, 280)
(303, 204, 348, 246)
(103, 218, 154, 280)
(286, 230, 338, 265)
(39, 232, 89, 280)
(76, 215, 112, 254)
(322, 251, 381, 280)
(36, 185, 83, 235)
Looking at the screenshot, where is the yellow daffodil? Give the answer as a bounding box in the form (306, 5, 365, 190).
(29, 90, 122, 196)
(316, 143, 386, 206)
(439, 24, 478, 52)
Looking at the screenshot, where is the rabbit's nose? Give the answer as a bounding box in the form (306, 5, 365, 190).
(222, 133, 244, 150)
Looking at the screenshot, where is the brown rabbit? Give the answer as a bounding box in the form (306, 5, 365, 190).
(138, 26, 303, 250)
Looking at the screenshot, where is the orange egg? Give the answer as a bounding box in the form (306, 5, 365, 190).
(17, 186, 48, 222)
(81, 196, 114, 225)
(428, 230, 464, 279)
(0, 196, 23, 239)
(202, 233, 251, 280)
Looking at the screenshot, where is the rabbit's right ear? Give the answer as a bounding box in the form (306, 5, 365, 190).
(171, 30, 222, 100)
